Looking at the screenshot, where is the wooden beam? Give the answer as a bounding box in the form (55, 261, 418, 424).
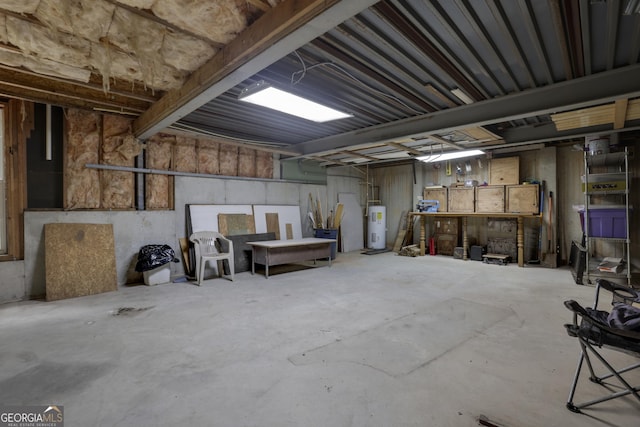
(424, 83, 456, 108)
(427, 134, 465, 150)
(246, 0, 271, 12)
(308, 155, 351, 166)
(0, 67, 153, 112)
(614, 98, 629, 129)
(384, 141, 423, 156)
(339, 150, 379, 161)
(133, 0, 378, 139)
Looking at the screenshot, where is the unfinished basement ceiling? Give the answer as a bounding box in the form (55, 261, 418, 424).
(1, 0, 640, 167)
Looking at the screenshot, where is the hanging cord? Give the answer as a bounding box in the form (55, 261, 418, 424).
(291, 51, 423, 115)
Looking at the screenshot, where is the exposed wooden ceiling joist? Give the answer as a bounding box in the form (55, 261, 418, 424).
(339, 150, 379, 161)
(0, 66, 156, 112)
(384, 141, 423, 156)
(614, 98, 629, 129)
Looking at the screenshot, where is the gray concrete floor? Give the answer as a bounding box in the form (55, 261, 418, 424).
(1, 252, 639, 427)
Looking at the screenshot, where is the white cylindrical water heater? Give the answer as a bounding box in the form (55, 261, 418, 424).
(368, 206, 386, 249)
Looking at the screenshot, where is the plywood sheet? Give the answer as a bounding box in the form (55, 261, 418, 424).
(338, 193, 364, 252)
(188, 204, 253, 233)
(44, 223, 117, 301)
(253, 205, 302, 240)
(265, 213, 280, 239)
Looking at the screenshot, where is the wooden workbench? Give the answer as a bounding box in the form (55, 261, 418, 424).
(246, 237, 336, 278)
(409, 212, 541, 267)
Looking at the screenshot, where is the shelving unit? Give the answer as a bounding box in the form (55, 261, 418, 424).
(581, 148, 631, 285)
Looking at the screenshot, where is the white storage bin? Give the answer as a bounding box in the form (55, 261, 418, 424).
(143, 264, 170, 286)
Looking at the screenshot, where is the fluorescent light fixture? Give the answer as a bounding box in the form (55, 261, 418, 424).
(238, 81, 352, 123)
(416, 149, 485, 163)
(451, 88, 475, 105)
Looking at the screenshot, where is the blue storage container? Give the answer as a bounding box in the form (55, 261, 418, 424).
(314, 228, 338, 259)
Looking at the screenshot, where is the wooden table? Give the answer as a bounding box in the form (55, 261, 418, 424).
(246, 238, 336, 278)
(409, 212, 541, 267)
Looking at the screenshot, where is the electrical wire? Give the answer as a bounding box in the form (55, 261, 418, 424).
(290, 51, 424, 115)
(168, 122, 290, 148)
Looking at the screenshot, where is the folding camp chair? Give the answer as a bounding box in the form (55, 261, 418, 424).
(564, 278, 640, 413)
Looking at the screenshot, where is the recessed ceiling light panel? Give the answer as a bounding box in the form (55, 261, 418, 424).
(239, 81, 352, 123)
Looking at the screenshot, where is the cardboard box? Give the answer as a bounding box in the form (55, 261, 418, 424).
(475, 185, 505, 213)
(448, 187, 475, 212)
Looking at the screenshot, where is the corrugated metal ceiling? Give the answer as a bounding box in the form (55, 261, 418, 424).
(173, 0, 640, 166)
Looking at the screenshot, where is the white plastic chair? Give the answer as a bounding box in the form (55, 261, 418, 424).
(189, 231, 234, 285)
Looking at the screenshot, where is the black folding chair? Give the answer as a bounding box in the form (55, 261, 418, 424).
(564, 278, 640, 413)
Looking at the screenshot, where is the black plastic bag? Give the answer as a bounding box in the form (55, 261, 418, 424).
(135, 244, 178, 272)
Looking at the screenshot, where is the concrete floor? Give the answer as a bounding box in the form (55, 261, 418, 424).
(1, 252, 639, 427)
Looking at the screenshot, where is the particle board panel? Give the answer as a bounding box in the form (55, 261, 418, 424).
(285, 223, 294, 240)
(44, 223, 117, 301)
(253, 205, 302, 240)
(218, 213, 255, 236)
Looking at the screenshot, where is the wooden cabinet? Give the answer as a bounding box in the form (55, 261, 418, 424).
(423, 187, 448, 212)
(489, 156, 519, 185)
(506, 184, 539, 214)
(475, 185, 505, 213)
(448, 187, 475, 212)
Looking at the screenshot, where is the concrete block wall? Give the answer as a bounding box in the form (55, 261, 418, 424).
(1, 172, 365, 304)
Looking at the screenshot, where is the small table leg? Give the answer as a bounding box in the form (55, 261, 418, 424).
(419, 215, 426, 256)
(462, 216, 468, 261)
(251, 247, 255, 275)
(517, 216, 524, 267)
